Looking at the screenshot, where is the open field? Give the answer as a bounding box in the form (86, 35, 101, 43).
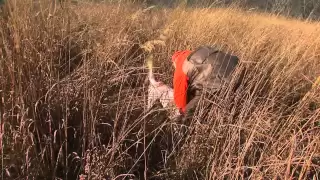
(0, 0, 319, 179)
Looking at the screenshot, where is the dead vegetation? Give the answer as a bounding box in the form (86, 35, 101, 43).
(0, 0, 319, 179)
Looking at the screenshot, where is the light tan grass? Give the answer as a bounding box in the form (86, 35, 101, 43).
(0, 1, 319, 179)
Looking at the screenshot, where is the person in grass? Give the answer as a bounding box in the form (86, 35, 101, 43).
(171, 45, 241, 123)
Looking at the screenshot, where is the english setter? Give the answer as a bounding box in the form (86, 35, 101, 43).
(147, 66, 180, 119)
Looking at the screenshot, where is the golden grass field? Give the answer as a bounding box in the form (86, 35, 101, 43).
(0, 0, 319, 179)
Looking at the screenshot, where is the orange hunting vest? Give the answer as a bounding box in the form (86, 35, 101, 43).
(172, 50, 191, 113)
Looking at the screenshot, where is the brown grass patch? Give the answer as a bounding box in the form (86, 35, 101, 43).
(0, 1, 319, 179)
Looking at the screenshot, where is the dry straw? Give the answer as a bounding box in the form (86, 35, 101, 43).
(1, 1, 319, 180)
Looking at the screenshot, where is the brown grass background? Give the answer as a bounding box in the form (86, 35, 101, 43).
(0, 0, 319, 179)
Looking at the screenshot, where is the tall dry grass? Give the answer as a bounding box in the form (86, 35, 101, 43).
(0, 0, 319, 179)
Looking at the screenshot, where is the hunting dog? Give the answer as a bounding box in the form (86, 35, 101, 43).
(147, 66, 180, 118)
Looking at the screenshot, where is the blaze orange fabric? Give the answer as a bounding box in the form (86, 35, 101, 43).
(172, 50, 192, 113)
